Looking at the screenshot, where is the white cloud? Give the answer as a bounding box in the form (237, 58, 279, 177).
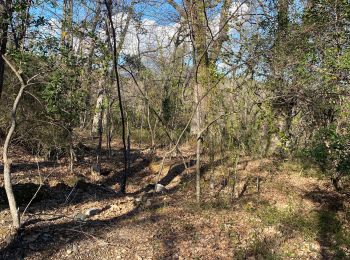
(117, 17, 179, 58)
(209, 1, 250, 36)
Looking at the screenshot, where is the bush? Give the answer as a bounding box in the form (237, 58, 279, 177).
(307, 125, 350, 190)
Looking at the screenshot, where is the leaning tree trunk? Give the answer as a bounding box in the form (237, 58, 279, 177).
(1, 55, 28, 229)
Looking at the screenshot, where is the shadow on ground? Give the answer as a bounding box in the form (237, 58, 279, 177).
(304, 187, 350, 259)
(0, 146, 201, 259)
(0, 201, 166, 259)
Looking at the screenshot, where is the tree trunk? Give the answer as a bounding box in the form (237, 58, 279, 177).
(196, 134, 202, 204)
(147, 104, 155, 148)
(104, 0, 130, 193)
(139, 103, 144, 148)
(69, 134, 75, 174)
(62, 0, 74, 49)
(189, 0, 210, 203)
(195, 83, 203, 204)
(3, 160, 19, 228)
(189, 0, 209, 135)
(92, 84, 105, 135)
(81, 1, 101, 128)
(105, 97, 112, 158)
(0, 0, 12, 99)
(1, 55, 28, 229)
(127, 118, 131, 171)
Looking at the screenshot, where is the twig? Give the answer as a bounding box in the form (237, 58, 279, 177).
(64, 182, 77, 205)
(21, 161, 55, 220)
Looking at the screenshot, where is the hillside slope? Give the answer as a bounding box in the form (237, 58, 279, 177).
(0, 142, 349, 259)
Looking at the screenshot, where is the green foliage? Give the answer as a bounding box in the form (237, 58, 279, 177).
(307, 125, 350, 180)
(41, 65, 86, 126)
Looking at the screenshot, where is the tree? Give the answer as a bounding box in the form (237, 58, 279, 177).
(104, 0, 133, 194)
(167, 0, 240, 203)
(0, 0, 12, 98)
(2, 54, 38, 228)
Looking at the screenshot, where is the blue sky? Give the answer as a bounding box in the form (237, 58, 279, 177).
(31, 0, 180, 26)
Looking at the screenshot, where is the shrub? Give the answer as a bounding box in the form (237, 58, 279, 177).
(307, 125, 350, 190)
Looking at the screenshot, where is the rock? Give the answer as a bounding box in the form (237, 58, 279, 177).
(88, 227, 96, 233)
(134, 197, 143, 207)
(155, 183, 166, 193)
(145, 199, 152, 207)
(85, 207, 101, 217)
(66, 249, 72, 255)
(74, 213, 87, 222)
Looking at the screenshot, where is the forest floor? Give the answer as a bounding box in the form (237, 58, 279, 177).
(0, 136, 349, 260)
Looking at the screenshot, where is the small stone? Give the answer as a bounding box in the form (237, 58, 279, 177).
(89, 227, 96, 233)
(145, 199, 152, 207)
(155, 183, 166, 193)
(74, 213, 87, 222)
(67, 249, 72, 255)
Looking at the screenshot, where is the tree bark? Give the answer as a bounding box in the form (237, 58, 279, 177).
(92, 83, 105, 135)
(62, 0, 74, 49)
(196, 134, 202, 204)
(209, 0, 232, 62)
(169, 0, 211, 203)
(2, 55, 28, 229)
(104, 0, 130, 193)
(81, 1, 101, 128)
(0, 0, 12, 99)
